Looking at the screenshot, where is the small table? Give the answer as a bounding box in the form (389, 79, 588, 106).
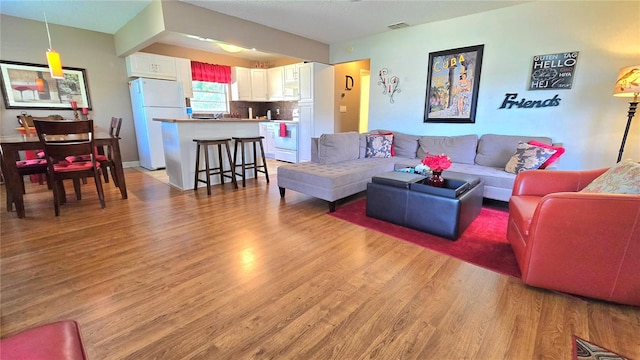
(366, 171, 484, 240)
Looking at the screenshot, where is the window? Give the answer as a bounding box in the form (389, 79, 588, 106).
(190, 81, 229, 113)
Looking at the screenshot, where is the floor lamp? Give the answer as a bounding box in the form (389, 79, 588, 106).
(613, 64, 640, 163)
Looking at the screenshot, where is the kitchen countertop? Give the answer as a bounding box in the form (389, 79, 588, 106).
(153, 118, 265, 123)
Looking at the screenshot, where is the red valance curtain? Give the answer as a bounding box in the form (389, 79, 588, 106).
(191, 61, 232, 84)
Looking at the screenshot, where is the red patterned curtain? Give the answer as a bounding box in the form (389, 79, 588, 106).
(191, 61, 232, 84)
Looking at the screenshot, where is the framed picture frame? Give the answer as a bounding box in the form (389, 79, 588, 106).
(424, 44, 484, 123)
(0, 60, 92, 110)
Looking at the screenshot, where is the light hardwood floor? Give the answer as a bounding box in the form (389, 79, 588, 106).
(1, 162, 639, 359)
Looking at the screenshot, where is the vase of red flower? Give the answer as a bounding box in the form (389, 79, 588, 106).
(421, 153, 452, 188)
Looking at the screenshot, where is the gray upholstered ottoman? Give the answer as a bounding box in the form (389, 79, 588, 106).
(366, 171, 484, 240)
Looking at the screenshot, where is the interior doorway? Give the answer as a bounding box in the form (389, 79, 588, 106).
(359, 69, 370, 133)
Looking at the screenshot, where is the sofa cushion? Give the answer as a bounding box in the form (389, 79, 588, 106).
(504, 142, 558, 174)
(318, 132, 360, 164)
(580, 159, 640, 194)
(475, 134, 552, 167)
(277, 157, 398, 202)
(365, 134, 393, 158)
(374, 130, 419, 158)
(416, 134, 478, 165)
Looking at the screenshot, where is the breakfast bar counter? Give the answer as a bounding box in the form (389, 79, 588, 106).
(153, 118, 262, 190)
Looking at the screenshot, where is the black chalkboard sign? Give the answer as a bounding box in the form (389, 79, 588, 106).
(529, 51, 579, 90)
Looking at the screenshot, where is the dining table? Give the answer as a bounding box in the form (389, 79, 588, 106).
(0, 130, 128, 218)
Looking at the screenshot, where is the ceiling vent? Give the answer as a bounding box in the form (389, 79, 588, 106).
(387, 22, 410, 30)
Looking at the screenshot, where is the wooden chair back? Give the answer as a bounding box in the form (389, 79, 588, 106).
(33, 120, 95, 165)
(110, 117, 123, 137)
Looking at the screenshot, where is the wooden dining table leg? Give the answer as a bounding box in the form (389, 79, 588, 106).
(1, 147, 26, 218)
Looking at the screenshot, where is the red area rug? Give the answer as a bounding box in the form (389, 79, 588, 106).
(573, 336, 629, 360)
(329, 198, 521, 278)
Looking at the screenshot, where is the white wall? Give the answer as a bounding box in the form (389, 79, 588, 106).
(331, 1, 640, 170)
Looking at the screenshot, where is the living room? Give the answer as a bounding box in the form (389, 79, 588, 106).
(1, 1, 639, 359)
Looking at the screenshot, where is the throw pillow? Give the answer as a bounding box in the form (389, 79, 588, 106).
(580, 159, 640, 194)
(365, 134, 393, 158)
(528, 140, 565, 169)
(378, 132, 396, 156)
(504, 142, 557, 174)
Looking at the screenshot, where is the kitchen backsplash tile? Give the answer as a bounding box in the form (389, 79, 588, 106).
(230, 101, 298, 120)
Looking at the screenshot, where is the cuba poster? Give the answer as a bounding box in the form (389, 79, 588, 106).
(424, 44, 484, 123)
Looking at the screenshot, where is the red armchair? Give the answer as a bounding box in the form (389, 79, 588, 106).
(507, 168, 640, 306)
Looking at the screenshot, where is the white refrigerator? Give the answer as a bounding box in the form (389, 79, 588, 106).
(129, 78, 186, 170)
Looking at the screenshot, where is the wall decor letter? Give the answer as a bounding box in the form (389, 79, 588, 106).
(345, 75, 354, 91)
(498, 93, 561, 109)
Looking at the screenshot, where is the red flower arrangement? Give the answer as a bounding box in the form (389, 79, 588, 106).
(421, 153, 452, 172)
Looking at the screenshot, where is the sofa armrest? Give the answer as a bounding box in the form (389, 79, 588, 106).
(511, 168, 607, 196)
(521, 192, 640, 305)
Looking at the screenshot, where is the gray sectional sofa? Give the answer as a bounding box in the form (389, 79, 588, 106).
(277, 130, 556, 211)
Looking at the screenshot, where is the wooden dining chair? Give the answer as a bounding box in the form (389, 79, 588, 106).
(33, 119, 106, 216)
(66, 117, 123, 186)
(1, 147, 48, 213)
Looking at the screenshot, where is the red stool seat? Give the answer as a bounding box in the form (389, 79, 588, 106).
(0, 320, 88, 360)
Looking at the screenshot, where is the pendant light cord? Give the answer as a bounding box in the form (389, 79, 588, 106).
(44, 11, 53, 50)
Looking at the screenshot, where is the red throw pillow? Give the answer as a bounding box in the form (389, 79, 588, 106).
(528, 140, 565, 168)
(378, 132, 395, 156)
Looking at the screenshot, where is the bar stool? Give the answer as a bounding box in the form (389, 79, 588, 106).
(193, 138, 238, 195)
(232, 136, 270, 187)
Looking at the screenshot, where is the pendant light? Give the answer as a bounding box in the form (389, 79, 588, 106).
(44, 11, 64, 79)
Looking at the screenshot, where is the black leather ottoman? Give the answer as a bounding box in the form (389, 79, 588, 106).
(366, 171, 484, 240)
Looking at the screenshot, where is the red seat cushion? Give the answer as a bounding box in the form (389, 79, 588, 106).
(16, 159, 47, 168)
(0, 320, 88, 360)
(66, 154, 108, 162)
(54, 161, 99, 172)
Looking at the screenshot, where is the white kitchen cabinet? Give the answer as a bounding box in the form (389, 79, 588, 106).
(231, 67, 252, 101)
(259, 122, 275, 158)
(298, 62, 313, 102)
(267, 67, 284, 101)
(250, 69, 268, 101)
(175, 57, 193, 98)
(297, 63, 335, 162)
(298, 103, 313, 162)
(126, 52, 177, 80)
(284, 64, 299, 83)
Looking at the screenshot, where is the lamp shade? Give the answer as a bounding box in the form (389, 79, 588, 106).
(46, 50, 64, 79)
(613, 64, 640, 97)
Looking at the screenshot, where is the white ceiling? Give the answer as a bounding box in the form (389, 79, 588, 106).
(0, 0, 531, 61)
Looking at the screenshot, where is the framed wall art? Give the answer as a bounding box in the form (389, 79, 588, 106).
(0, 60, 92, 110)
(424, 44, 484, 123)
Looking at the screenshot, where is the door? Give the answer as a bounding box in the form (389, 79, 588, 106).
(267, 67, 284, 101)
(139, 78, 185, 108)
(298, 103, 313, 162)
(298, 63, 313, 102)
(251, 69, 268, 101)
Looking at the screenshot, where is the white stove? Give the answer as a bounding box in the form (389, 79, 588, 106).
(273, 120, 299, 163)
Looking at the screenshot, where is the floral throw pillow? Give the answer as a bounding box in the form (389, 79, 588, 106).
(504, 142, 557, 174)
(365, 134, 393, 158)
(580, 159, 640, 194)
